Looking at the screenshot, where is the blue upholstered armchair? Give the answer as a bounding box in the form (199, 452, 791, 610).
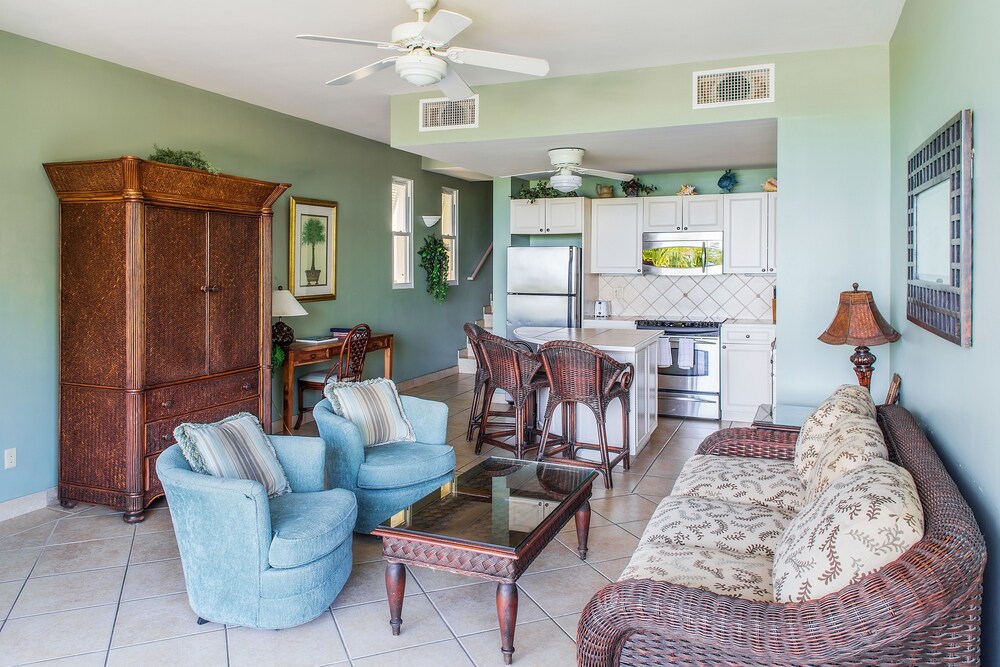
(156, 436, 357, 629)
(314, 395, 455, 533)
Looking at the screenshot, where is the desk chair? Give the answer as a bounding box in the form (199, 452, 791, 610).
(294, 323, 371, 429)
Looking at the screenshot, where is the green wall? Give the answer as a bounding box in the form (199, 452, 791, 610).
(415, 47, 891, 400)
(890, 1, 1000, 657)
(0, 31, 493, 504)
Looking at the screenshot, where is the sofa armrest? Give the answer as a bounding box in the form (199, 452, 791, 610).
(269, 436, 326, 492)
(400, 395, 448, 444)
(696, 427, 797, 460)
(313, 399, 366, 489)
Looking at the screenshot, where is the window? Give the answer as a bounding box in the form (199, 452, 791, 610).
(441, 187, 458, 284)
(391, 177, 413, 288)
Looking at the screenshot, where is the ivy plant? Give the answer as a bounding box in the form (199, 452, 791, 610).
(148, 144, 220, 174)
(510, 183, 577, 203)
(418, 234, 450, 303)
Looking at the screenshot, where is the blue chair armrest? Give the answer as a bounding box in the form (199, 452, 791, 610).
(314, 399, 366, 488)
(269, 436, 326, 493)
(400, 396, 448, 444)
(156, 448, 272, 572)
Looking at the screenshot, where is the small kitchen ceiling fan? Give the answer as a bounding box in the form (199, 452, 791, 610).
(297, 0, 550, 101)
(508, 148, 634, 193)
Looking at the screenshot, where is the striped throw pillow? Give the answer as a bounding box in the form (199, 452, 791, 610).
(324, 378, 416, 447)
(174, 412, 291, 498)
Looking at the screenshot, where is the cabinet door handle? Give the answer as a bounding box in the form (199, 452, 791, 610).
(746, 334, 751, 339)
(539, 228, 544, 232)
(161, 434, 171, 441)
(636, 268, 642, 273)
(676, 226, 681, 230)
(200, 285, 221, 293)
(722, 345, 727, 349)
(161, 400, 174, 408)
(545, 228, 550, 232)
(241, 383, 252, 391)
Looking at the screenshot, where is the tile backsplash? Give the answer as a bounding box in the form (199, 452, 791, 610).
(598, 274, 776, 321)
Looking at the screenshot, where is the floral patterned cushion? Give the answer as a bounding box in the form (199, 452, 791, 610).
(620, 544, 773, 602)
(794, 384, 877, 483)
(804, 414, 888, 502)
(639, 496, 794, 559)
(772, 458, 923, 603)
(671, 454, 805, 514)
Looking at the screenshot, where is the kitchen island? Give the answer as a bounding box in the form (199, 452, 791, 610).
(513, 327, 661, 457)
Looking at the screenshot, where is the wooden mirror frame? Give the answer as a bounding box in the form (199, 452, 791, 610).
(905, 109, 973, 347)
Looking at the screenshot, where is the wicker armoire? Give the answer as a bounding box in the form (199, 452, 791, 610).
(44, 156, 289, 522)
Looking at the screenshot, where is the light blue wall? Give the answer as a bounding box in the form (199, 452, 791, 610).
(0, 31, 493, 504)
(889, 1, 1000, 659)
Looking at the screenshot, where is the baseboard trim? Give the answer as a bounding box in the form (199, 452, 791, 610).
(272, 366, 459, 434)
(0, 487, 58, 523)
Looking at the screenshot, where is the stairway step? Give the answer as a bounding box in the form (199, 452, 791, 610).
(484, 305, 492, 315)
(482, 314, 493, 328)
(457, 349, 477, 374)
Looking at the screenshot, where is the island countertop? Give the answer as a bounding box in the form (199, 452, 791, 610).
(513, 326, 662, 353)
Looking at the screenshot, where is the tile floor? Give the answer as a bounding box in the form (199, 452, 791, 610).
(0, 373, 744, 667)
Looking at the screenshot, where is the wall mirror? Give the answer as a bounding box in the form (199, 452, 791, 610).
(905, 109, 973, 347)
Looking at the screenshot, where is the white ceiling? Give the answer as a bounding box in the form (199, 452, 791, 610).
(0, 0, 905, 176)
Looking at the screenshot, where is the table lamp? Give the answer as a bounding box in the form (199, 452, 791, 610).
(271, 287, 308, 350)
(818, 283, 900, 390)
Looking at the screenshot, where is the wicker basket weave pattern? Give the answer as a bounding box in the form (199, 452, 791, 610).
(577, 405, 986, 666)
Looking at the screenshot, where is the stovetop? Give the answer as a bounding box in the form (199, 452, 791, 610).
(636, 319, 723, 335)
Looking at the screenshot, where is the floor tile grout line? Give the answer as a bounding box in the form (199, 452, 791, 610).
(421, 585, 477, 665)
(103, 520, 138, 665)
(1, 525, 49, 626)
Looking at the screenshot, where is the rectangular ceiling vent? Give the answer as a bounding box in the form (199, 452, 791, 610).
(419, 96, 479, 132)
(693, 64, 774, 109)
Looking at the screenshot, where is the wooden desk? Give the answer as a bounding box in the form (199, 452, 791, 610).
(280, 333, 394, 434)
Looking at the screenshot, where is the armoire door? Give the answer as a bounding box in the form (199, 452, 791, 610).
(208, 213, 261, 374)
(145, 206, 208, 385)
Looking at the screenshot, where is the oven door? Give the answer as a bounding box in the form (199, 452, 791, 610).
(656, 335, 720, 393)
(641, 232, 723, 275)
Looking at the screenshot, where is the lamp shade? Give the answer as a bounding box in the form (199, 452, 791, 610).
(272, 288, 308, 318)
(549, 173, 582, 193)
(819, 283, 899, 346)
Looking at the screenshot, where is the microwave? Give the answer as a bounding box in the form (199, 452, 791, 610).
(641, 232, 723, 275)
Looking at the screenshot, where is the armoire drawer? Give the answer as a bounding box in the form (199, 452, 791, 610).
(146, 371, 258, 421)
(144, 398, 258, 456)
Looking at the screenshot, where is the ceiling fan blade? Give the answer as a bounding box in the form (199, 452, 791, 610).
(444, 47, 549, 76)
(325, 57, 397, 86)
(420, 10, 472, 44)
(297, 34, 396, 50)
(437, 69, 475, 101)
(501, 169, 556, 179)
(577, 167, 635, 181)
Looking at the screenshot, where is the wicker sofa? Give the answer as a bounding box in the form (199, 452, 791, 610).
(577, 399, 986, 666)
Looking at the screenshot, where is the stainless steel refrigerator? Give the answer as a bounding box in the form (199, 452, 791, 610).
(506, 246, 582, 339)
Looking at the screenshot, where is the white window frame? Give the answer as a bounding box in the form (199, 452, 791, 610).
(391, 177, 413, 289)
(441, 187, 459, 285)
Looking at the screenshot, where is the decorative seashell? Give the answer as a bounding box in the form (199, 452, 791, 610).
(762, 177, 778, 192)
(676, 184, 696, 196)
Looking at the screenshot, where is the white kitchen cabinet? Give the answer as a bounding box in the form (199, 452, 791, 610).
(720, 322, 775, 422)
(723, 192, 777, 274)
(682, 194, 724, 231)
(589, 198, 643, 274)
(642, 196, 682, 231)
(510, 197, 589, 235)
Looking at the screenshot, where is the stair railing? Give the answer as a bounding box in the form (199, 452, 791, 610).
(466, 243, 493, 281)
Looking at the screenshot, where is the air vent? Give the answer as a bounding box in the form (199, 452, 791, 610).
(419, 96, 479, 131)
(693, 64, 774, 109)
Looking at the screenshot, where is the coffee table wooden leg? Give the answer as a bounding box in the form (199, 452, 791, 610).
(386, 562, 406, 636)
(496, 582, 518, 665)
(575, 500, 591, 560)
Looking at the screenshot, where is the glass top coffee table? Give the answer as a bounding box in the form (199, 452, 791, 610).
(371, 457, 598, 664)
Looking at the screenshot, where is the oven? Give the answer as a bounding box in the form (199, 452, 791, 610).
(637, 320, 722, 420)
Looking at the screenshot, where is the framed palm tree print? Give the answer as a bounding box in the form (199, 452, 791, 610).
(288, 197, 337, 301)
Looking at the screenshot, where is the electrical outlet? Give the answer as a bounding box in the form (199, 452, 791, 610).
(612, 287, 624, 300)
(3, 448, 14, 470)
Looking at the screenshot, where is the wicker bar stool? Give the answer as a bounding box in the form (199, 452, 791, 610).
(476, 332, 548, 460)
(294, 323, 372, 429)
(463, 322, 499, 442)
(535, 340, 633, 488)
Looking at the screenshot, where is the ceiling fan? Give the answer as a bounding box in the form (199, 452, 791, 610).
(297, 0, 550, 100)
(509, 148, 635, 193)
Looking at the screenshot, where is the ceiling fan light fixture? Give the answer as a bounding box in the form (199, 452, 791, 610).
(549, 173, 582, 193)
(395, 52, 447, 86)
